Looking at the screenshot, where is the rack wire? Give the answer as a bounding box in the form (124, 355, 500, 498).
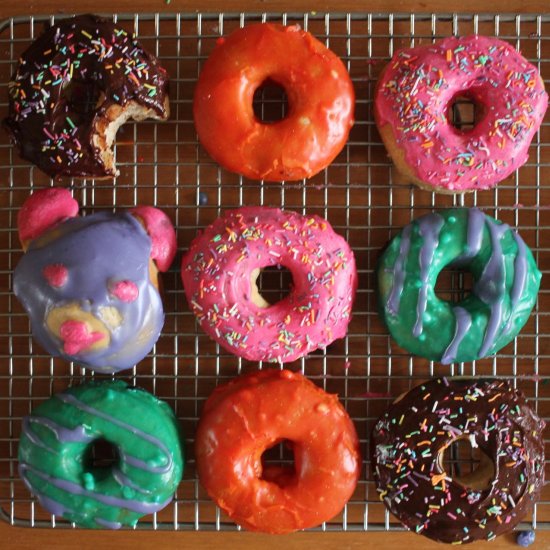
(0, 12, 548, 532)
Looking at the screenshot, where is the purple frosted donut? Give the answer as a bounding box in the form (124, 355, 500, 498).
(13, 188, 176, 373)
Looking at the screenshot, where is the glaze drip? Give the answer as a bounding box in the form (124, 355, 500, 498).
(441, 306, 472, 364)
(387, 223, 412, 316)
(413, 213, 444, 337)
(475, 218, 508, 356)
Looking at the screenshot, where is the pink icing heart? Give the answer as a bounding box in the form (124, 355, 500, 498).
(59, 320, 105, 355)
(109, 280, 139, 302)
(42, 264, 68, 288)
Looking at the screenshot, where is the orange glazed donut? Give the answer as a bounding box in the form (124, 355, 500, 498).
(193, 23, 355, 181)
(195, 369, 361, 533)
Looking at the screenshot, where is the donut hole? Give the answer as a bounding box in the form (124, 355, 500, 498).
(440, 437, 495, 491)
(447, 94, 483, 133)
(251, 265, 293, 308)
(84, 438, 120, 480)
(260, 439, 296, 488)
(253, 79, 289, 123)
(435, 266, 473, 304)
(61, 79, 103, 126)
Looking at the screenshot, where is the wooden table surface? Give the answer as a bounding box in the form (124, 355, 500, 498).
(1, 0, 549, 548)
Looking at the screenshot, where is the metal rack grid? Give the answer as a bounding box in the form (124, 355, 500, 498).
(0, 11, 548, 533)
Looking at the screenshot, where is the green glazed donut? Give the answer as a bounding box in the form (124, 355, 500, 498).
(18, 380, 184, 529)
(376, 208, 541, 363)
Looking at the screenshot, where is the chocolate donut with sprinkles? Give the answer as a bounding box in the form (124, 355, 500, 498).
(372, 377, 545, 544)
(376, 208, 541, 364)
(181, 206, 357, 363)
(375, 35, 548, 193)
(3, 14, 169, 179)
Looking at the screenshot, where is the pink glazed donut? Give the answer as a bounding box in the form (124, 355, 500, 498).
(375, 35, 548, 193)
(181, 207, 357, 362)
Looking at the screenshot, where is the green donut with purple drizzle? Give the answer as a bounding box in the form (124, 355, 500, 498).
(376, 208, 541, 363)
(18, 380, 184, 529)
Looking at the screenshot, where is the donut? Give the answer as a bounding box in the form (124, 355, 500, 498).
(195, 369, 360, 533)
(3, 14, 169, 179)
(181, 206, 357, 362)
(372, 377, 545, 543)
(376, 208, 540, 363)
(193, 23, 354, 181)
(375, 35, 548, 193)
(13, 188, 177, 372)
(18, 380, 184, 529)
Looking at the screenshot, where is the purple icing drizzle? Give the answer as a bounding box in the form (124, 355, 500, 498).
(452, 208, 486, 266)
(441, 306, 472, 364)
(57, 393, 173, 474)
(39, 494, 68, 517)
(387, 224, 413, 315)
(94, 517, 123, 529)
(413, 213, 444, 337)
(24, 416, 95, 445)
(475, 218, 508, 357)
(112, 467, 152, 495)
(38, 493, 121, 529)
(19, 463, 171, 515)
(504, 232, 529, 333)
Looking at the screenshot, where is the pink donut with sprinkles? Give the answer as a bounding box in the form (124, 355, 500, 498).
(181, 207, 357, 363)
(375, 35, 548, 193)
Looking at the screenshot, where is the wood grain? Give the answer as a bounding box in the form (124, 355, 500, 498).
(0, 1, 548, 549)
(1, 0, 550, 19)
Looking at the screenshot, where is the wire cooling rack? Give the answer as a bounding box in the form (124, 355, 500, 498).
(0, 11, 548, 533)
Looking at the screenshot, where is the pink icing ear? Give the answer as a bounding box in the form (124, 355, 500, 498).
(18, 188, 79, 246)
(130, 206, 177, 272)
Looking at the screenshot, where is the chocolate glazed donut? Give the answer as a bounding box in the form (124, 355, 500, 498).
(372, 378, 545, 544)
(4, 14, 169, 179)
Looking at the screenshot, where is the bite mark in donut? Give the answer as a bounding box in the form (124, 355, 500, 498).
(3, 14, 170, 179)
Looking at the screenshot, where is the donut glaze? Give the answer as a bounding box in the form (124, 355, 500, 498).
(195, 369, 361, 533)
(13, 188, 176, 373)
(376, 208, 541, 363)
(19, 380, 184, 529)
(181, 207, 357, 362)
(375, 36, 548, 193)
(4, 14, 169, 179)
(372, 378, 545, 544)
(194, 23, 354, 181)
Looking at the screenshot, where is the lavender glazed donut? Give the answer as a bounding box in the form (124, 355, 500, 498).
(13, 188, 177, 373)
(181, 207, 357, 363)
(375, 35, 548, 193)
